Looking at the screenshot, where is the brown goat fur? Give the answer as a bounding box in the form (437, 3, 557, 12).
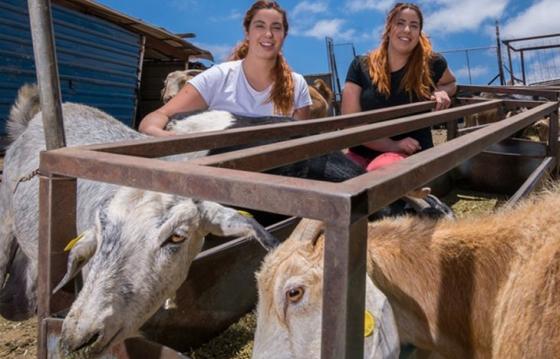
(308, 79, 333, 119)
(258, 185, 560, 358)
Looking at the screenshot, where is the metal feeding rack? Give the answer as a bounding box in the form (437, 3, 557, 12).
(38, 85, 558, 358)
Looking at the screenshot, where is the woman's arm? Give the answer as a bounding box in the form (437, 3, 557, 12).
(431, 68, 457, 111)
(341, 82, 362, 114)
(139, 83, 208, 136)
(293, 105, 311, 120)
(341, 82, 420, 154)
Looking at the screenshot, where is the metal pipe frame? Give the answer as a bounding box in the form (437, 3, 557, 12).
(38, 87, 559, 359)
(28, 0, 66, 150)
(458, 84, 558, 100)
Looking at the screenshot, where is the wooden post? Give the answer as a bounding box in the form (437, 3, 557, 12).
(28, 0, 66, 150)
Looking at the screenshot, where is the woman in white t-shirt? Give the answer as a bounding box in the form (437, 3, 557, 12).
(139, 0, 312, 137)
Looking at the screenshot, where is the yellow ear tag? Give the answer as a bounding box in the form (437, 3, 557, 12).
(364, 310, 375, 337)
(237, 210, 254, 218)
(64, 233, 84, 252)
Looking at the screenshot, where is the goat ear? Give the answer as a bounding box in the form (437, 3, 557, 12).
(198, 201, 280, 251)
(52, 229, 97, 294)
(289, 218, 324, 245)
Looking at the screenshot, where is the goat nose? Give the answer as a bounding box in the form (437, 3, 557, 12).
(60, 330, 102, 355)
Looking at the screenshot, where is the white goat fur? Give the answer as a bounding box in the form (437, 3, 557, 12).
(0, 84, 275, 358)
(254, 187, 560, 358)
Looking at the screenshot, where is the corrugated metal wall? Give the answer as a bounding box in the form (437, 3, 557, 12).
(0, 0, 142, 140)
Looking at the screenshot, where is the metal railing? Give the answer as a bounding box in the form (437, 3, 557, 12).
(38, 85, 559, 358)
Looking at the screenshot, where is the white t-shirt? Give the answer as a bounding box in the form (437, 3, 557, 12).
(188, 60, 312, 117)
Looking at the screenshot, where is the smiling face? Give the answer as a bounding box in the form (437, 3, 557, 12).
(388, 8, 421, 57)
(245, 8, 286, 61)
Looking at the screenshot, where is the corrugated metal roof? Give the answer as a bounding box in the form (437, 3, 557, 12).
(53, 0, 213, 61)
(0, 0, 144, 136)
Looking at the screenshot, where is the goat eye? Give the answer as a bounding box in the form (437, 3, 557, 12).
(165, 234, 187, 245)
(286, 287, 304, 303)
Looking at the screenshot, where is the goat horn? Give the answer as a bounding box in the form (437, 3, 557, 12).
(290, 218, 324, 243)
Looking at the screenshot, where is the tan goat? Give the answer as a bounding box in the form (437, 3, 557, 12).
(254, 186, 560, 358)
(161, 69, 203, 103)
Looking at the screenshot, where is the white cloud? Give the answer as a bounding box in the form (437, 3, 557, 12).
(456, 65, 490, 79)
(423, 0, 508, 35)
(302, 19, 356, 41)
(501, 0, 560, 39)
(346, 0, 396, 12)
(194, 42, 235, 62)
(293, 1, 328, 17)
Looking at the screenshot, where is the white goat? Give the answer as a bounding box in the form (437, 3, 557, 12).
(0, 84, 277, 358)
(254, 186, 560, 358)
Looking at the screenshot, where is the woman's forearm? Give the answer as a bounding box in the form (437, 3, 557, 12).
(436, 81, 457, 97)
(138, 110, 175, 136)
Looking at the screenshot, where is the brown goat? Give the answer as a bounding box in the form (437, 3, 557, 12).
(308, 79, 333, 119)
(254, 186, 560, 358)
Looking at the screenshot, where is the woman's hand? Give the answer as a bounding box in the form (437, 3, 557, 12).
(430, 90, 451, 111)
(139, 83, 207, 136)
(394, 137, 421, 155)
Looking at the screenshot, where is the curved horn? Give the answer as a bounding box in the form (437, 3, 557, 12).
(290, 218, 324, 244)
(53, 229, 97, 294)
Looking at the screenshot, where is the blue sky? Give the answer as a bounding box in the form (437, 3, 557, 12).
(97, 0, 560, 86)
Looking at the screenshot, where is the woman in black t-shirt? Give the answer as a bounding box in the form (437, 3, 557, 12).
(341, 2, 456, 166)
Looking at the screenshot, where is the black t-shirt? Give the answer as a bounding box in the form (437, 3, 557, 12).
(345, 52, 448, 159)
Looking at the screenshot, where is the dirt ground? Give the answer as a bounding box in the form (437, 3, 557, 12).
(0, 317, 37, 358)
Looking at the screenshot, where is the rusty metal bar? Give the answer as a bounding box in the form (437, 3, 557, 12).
(42, 318, 188, 358)
(506, 46, 515, 85)
(189, 101, 502, 170)
(446, 120, 458, 141)
(39, 149, 351, 222)
(321, 214, 369, 359)
(513, 43, 560, 52)
(38, 175, 77, 358)
(548, 101, 559, 168)
(458, 85, 558, 99)
(456, 96, 545, 110)
(28, 0, 66, 150)
(84, 102, 434, 156)
(520, 50, 526, 85)
(504, 32, 560, 43)
(345, 102, 558, 214)
(505, 157, 555, 207)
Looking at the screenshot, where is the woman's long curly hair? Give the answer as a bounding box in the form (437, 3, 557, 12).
(229, 1, 294, 115)
(368, 3, 434, 100)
